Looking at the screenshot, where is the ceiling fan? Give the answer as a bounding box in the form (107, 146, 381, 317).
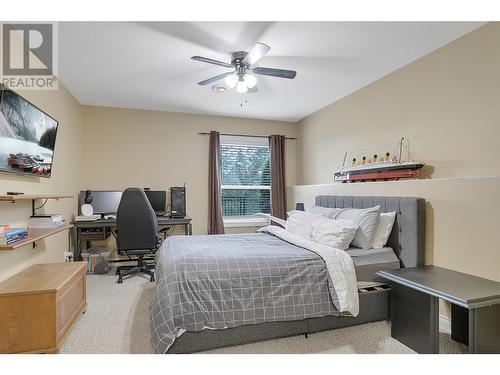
(191, 42, 297, 94)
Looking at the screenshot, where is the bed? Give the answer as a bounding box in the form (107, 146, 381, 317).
(150, 195, 425, 353)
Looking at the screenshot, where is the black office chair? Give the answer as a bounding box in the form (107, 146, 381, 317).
(116, 188, 159, 283)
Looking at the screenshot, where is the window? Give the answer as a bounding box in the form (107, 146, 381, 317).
(220, 135, 271, 223)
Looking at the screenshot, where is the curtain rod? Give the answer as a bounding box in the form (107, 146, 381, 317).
(198, 132, 298, 140)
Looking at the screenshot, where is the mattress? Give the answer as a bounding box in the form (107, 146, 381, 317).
(346, 247, 401, 282)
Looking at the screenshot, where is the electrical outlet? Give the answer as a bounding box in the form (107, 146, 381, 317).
(64, 251, 73, 262)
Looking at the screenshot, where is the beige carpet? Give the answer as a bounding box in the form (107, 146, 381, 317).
(60, 272, 468, 354)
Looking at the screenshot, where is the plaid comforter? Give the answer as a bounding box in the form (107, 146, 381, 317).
(149, 227, 358, 353)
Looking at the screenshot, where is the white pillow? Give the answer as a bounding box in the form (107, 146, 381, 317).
(371, 212, 396, 249)
(335, 206, 380, 250)
(285, 210, 323, 240)
(311, 219, 357, 250)
(307, 205, 344, 218)
(285, 210, 357, 250)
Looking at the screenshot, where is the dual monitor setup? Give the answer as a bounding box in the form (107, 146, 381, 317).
(79, 187, 186, 218)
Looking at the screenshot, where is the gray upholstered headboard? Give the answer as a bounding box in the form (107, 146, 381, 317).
(315, 196, 425, 268)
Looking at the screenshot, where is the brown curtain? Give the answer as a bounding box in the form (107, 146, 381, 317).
(268, 135, 286, 219)
(208, 131, 225, 234)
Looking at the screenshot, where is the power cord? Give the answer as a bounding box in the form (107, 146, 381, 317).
(158, 226, 175, 242)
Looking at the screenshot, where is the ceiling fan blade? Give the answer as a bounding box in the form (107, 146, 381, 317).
(191, 56, 233, 68)
(242, 42, 270, 66)
(198, 72, 234, 86)
(252, 67, 297, 79)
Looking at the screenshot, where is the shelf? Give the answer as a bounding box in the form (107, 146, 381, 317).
(0, 194, 73, 202)
(0, 225, 73, 250)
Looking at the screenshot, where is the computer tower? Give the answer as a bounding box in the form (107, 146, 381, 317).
(170, 186, 186, 218)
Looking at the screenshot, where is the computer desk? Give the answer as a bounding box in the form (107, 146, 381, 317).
(72, 216, 192, 261)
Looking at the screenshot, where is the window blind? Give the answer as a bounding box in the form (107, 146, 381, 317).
(220, 140, 271, 217)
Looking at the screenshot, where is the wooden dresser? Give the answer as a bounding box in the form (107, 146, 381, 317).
(0, 262, 86, 353)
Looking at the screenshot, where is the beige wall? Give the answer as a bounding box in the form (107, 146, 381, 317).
(81, 106, 297, 236)
(293, 22, 500, 315)
(289, 177, 500, 281)
(297, 23, 500, 184)
(0, 84, 84, 281)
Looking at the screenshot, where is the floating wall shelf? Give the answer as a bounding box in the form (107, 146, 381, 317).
(1, 194, 74, 249)
(0, 194, 73, 203)
(0, 226, 73, 250)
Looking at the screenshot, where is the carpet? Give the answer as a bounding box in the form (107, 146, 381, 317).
(60, 272, 468, 354)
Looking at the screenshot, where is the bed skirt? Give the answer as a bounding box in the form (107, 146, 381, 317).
(167, 287, 390, 353)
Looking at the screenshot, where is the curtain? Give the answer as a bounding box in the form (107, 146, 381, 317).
(268, 135, 286, 219)
(208, 131, 225, 234)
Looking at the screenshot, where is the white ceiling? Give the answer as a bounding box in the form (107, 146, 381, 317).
(58, 22, 484, 122)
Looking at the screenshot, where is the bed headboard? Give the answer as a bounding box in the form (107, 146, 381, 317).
(315, 195, 425, 268)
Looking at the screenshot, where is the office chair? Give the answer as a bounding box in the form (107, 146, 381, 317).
(116, 188, 159, 283)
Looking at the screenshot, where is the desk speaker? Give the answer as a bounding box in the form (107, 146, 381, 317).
(170, 187, 186, 218)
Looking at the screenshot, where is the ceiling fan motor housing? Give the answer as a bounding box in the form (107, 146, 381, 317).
(230, 51, 249, 67)
(231, 51, 252, 78)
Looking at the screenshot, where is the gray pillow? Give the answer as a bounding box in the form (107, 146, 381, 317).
(334, 206, 380, 249)
(307, 205, 344, 218)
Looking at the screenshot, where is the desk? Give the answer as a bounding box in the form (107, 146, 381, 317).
(72, 216, 192, 261)
(378, 266, 500, 354)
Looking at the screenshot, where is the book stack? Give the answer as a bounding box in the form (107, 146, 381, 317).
(85, 253, 101, 273)
(28, 214, 66, 228)
(0, 226, 29, 245)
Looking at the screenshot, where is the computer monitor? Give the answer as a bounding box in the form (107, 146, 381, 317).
(145, 190, 166, 213)
(79, 190, 123, 215)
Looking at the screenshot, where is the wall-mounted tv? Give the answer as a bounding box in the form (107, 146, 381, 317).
(0, 84, 59, 178)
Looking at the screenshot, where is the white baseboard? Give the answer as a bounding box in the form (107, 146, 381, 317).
(439, 314, 451, 334)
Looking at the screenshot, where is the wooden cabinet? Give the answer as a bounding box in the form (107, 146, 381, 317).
(0, 262, 86, 353)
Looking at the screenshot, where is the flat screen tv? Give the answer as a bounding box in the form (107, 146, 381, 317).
(0, 84, 58, 178)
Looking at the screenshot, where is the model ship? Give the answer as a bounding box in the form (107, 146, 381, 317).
(7, 153, 52, 175)
(334, 138, 424, 183)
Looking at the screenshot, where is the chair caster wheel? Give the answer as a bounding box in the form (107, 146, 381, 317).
(150, 276, 155, 282)
(117, 278, 123, 284)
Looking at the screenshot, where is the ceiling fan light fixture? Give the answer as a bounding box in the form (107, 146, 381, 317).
(225, 73, 238, 88)
(193, 42, 296, 94)
(243, 73, 257, 89)
(236, 80, 248, 94)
